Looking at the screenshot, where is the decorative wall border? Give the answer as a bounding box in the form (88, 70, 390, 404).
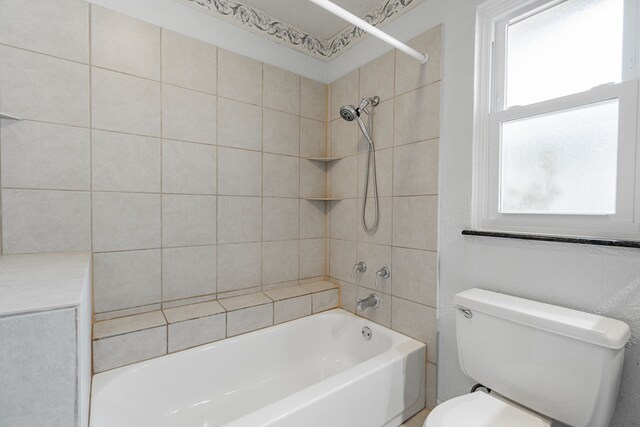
(175, 0, 422, 61)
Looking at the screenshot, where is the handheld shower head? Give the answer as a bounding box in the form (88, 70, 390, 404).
(340, 96, 380, 122)
(338, 95, 381, 234)
(340, 97, 378, 147)
(340, 105, 358, 122)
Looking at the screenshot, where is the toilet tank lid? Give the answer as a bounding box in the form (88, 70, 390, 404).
(454, 289, 631, 350)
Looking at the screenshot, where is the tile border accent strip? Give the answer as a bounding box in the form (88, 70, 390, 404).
(462, 230, 640, 249)
(176, 0, 421, 61)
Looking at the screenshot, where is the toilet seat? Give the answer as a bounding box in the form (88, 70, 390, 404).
(424, 391, 551, 427)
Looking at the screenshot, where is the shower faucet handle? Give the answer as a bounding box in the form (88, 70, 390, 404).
(375, 267, 391, 288)
(375, 266, 390, 279)
(352, 261, 367, 279)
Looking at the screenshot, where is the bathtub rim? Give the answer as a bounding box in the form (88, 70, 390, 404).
(92, 308, 424, 380)
(91, 308, 427, 426)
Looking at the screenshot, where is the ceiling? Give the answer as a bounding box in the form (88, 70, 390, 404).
(240, 0, 383, 40)
(175, 0, 423, 61)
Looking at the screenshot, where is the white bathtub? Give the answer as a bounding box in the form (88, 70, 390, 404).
(90, 308, 426, 427)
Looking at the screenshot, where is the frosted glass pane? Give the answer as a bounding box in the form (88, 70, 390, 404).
(500, 100, 618, 214)
(506, 0, 624, 107)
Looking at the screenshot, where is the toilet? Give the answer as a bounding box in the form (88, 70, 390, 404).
(425, 288, 631, 427)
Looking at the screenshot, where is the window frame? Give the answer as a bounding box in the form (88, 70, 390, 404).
(474, 0, 640, 239)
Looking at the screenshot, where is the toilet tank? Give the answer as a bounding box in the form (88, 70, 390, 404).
(454, 289, 630, 427)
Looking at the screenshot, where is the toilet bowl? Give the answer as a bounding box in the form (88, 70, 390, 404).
(423, 391, 550, 427)
(424, 288, 630, 427)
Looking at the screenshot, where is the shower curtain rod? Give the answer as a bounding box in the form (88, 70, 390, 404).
(308, 0, 428, 64)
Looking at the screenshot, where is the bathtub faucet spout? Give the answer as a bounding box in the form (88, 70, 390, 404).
(357, 294, 380, 311)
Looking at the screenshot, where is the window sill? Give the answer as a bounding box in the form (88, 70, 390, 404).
(461, 230, 640, 249)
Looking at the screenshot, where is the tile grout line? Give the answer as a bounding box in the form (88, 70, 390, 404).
(159, 27, 167, 355)
(298, 74, 303, 289)
(390, 48, 397, 330)
(261, 63, 268, 326)
(0, 114, 342, 151)
(215, 45, 220, 316)
(325, 83, 331, 281)
(88, 4, 95, 336)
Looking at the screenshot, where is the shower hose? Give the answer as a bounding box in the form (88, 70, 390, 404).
(360, 110, 379, 234)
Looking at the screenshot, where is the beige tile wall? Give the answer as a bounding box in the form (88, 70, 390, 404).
(328, 26, 442, 409)
(0, 0, 442, 407)
(0, 2, 327, 318)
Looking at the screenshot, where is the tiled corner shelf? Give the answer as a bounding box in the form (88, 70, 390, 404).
(303, 157, 342, 201)
(0, 112, 23, 120)
(92, 281, 340, 373)
(306, 157, 343, 162)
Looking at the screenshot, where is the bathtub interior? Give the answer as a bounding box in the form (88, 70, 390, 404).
(91, 309, 424, 427)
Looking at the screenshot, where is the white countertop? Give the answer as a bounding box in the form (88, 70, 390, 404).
(0, 251, 91, 316)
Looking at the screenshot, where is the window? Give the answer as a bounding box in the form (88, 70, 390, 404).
(475, 0, 640, 238)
